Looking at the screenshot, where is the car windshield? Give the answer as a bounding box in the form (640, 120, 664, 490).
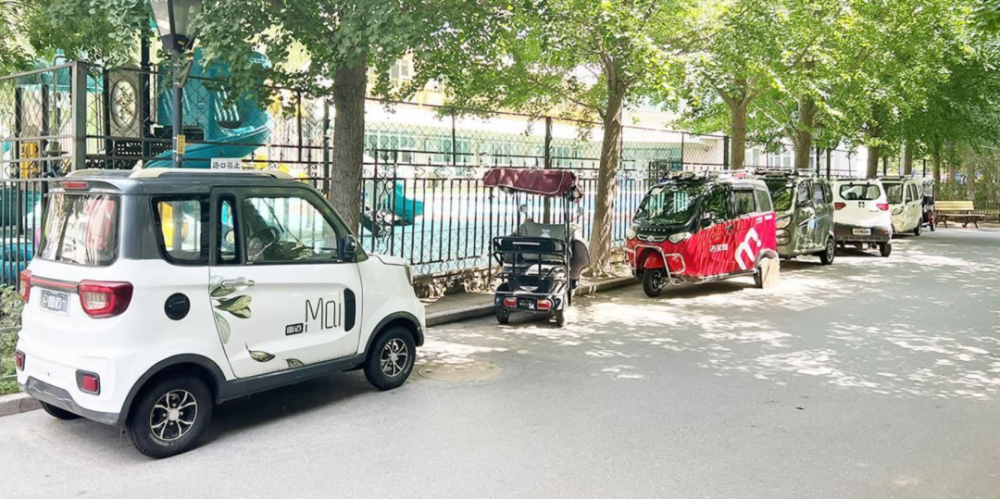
(634, 183, 703, 225)
(884, 183, 904, 204)
(839, 183, 881, 201)
(38, 193, 120, 266)
(765, 180, 794, 212)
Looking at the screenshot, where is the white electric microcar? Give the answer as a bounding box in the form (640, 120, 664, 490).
(15, 169, 425, 458)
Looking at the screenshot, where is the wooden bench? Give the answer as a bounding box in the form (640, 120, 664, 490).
(935, 201, 986, 228)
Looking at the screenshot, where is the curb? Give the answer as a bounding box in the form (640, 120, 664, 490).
(426, 276, 637, 327)
(0, 392, 39, 418)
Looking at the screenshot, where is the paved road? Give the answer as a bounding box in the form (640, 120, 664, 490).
(2, 229, 999, 498)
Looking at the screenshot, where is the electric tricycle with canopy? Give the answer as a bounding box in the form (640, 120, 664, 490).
(626, 172, 779, 297)
(486, 168, 590, 327)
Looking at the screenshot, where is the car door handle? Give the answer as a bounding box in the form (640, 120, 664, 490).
(221, 277, 255, 288)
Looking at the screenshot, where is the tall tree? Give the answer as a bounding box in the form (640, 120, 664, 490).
(422, 0, 689, 276)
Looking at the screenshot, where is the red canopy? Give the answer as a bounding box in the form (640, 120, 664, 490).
(482, 168, 583, 199)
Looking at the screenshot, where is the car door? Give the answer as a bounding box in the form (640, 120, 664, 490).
(209, 186, 363, 379)
(700, 185, 734, 277)
(730, 188, 763, 274)
(907, 183, 922, 229)
(794, 181, 816, 251)
(811, 181, 832, 248)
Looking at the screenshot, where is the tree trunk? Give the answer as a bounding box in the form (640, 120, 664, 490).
(793, 95, 816, 171)
(902, 138, 914, 175)
(931, 143, 941, 198)
(331, 55, 368, 234)
(729, 101, 748, 170)
(587, 87, 626, 276)
(866, 145, 880, 179)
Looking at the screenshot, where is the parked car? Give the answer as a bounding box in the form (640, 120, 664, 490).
(882, 176, 924, 236)
(626, 172, 779, 297)
(15, 169, 425, 458)
(831, 178, 893, 257)
(762, 172, 836, 264)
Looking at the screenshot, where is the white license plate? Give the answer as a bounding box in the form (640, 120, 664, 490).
(40, 290, 69, 315)
(852, 228, 872, 236)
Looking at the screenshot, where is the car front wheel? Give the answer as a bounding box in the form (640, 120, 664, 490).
(642, 269, 664, 297)
(879, 241, 892, 257)
(126, 375, 213, 459)
(364, 327, 416, 391)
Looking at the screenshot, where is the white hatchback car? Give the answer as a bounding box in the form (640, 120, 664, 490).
(15, 169, 425, 458)
(882, 177, 924, 236)
(831, 179, 894, 257)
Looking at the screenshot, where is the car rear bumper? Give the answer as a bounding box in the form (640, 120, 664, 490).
(21, 377, 120, 426)
(835, 223, 891, 243)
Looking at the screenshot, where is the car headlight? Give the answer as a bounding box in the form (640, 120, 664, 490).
(626, 226, 637, 240)
(775, 216, 791, 229)
(668, 232, 692, 244)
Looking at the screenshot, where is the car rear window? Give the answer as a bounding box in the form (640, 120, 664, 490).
(39, 193, 119, 266)
(838, 184, 881, 201)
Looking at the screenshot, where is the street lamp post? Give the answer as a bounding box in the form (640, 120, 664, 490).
(150, 0, 202, 169)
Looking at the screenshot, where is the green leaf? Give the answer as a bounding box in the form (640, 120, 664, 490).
(246, 344, 275, 363)
(211, 285, 237, 298)
(214, 312, 231, 344)
(286, 358, 304, 368)
(228, 307, 252, 319)
(216, 295, 252, 313)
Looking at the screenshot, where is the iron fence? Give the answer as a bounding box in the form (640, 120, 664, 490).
(3, 60, 948, 279)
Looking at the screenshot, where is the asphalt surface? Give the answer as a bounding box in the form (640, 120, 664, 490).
(2, 228, 999, 498)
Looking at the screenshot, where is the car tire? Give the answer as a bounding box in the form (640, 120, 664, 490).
(495, 306, 510, 324)
(819, 238, 835, 265)
(40, 402, 81, 420)
(364, 326, 416, 391)
(125, 375, 213, 459)
(879, 241, 892, 258)
(642, 269, 664, 297)
(914, 224, 921, 236)
(554, 309, 567, 327)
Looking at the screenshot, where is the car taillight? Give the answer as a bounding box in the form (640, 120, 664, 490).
(14, 351, 24, 371)
(536, 299, 553, 311)
(502, 297, 517, 308)
(834, 202, 846, 210)
(77, 371, 100, 395)
(19, 270, 31, 302)
(78, 281, 133, 318)
(876, 203, 889, 211)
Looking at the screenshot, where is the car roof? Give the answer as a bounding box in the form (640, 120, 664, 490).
(653, 173, 766, 190)
(57, 168, 306, 195)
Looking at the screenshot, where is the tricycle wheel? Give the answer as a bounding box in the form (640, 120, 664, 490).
(642, 269, 664, 297)
(554, 309, 566, 327)
(495, 306, 510, 324)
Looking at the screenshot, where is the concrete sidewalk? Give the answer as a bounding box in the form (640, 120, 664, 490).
(424, 275, 637, 327)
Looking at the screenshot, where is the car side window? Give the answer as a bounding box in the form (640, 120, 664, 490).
(242, 194, 342, 264)
(702, 186, 728, 222)
(755, 188, 773, 212)
(823, 183, 833, 203)
(217, 196, 240, 264)
(153, 197, 208, 265)
(796, 182, 811, 207)
(733, 190, 757, 216)
(813, 183, 826, 205)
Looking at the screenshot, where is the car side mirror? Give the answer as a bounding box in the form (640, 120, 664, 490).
(342, 235, 359, 262)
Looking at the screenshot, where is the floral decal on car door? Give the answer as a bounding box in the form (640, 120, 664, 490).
(210, 278, 252, 345)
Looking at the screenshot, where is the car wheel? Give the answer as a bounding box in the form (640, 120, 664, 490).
(495, 306, 510, 324)
(914, 223, 921, 236)
(642, 269, 664, 297)
(40, 402, 80, 420)
(364, 326, 416, 391)
(819, 238, 835, 265)
(126, 375, 213, 459)
(930, 222, 936, 232)
(879, 241, 892, 257)
(553, 309, 567, 327)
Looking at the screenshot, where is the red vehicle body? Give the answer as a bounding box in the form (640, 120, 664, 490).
(626, 174, 779, 297)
